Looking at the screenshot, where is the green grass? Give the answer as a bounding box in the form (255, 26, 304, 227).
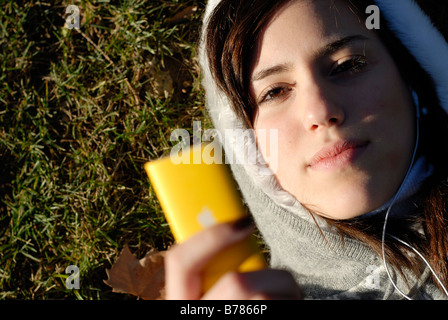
(0, 0, 209, 299)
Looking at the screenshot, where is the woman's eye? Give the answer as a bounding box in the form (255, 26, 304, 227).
(331, 56, 368, 76)
(259, 86, 291, 104)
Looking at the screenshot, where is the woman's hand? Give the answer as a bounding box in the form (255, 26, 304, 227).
(165, 218, 303, 300)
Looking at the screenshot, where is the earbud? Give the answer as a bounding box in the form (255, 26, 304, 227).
(412, 90, 421, 120)
(412, 89, 429, 119)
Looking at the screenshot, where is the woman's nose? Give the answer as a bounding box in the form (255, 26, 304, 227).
(301, 83, 345, 132)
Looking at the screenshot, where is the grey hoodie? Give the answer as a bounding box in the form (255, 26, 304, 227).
(198, 0, 448, 299)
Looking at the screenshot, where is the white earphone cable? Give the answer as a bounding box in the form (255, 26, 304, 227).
(391, 235, 448, 297)
(380, 118, 419, 300)
(381, 91, 448, 299)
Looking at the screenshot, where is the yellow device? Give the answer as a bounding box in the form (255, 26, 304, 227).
(144, 143, 267, 292)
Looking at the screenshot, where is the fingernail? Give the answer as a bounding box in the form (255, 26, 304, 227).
(231, 216, 253, 231)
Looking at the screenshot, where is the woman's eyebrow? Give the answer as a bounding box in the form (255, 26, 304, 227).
(315, 34, 369, 58)
(251, 63, 293, 82)
(251, 35, 369, 83)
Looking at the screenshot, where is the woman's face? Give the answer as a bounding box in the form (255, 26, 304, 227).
(250, 0, 416, 219)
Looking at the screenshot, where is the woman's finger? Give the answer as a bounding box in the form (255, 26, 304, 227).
(165, 218, 254, 300)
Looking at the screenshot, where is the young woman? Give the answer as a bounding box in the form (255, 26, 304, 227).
(165, 0, 448, 299)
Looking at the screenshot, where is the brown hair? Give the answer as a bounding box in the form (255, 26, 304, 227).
(205, 0, 448, 294)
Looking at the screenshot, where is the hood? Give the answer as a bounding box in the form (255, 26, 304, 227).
(198, 0, 448, 226)
(197, 0, 448, 299)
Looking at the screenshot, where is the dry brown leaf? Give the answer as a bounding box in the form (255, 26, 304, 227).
(146, 58, 174, 99)
(104, 245, 166, 300)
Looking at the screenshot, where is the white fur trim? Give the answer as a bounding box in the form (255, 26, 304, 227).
(375, 0, 448, 112)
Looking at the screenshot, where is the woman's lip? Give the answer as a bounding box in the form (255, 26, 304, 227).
(307, 140, 369, 170)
